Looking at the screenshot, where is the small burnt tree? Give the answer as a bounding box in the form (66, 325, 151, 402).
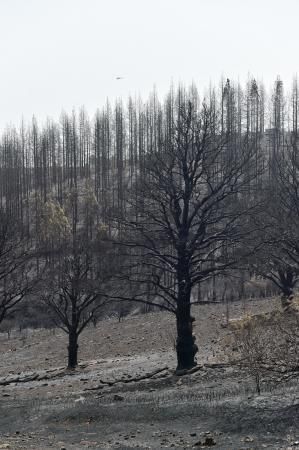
(116, 90, 261, 371)
(40, 186, 117, 368)
(44, 241, 110, 369)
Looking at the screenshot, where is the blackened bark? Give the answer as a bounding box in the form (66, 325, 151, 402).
(68, 331, 78, 369)
(281, 289, 294, 312)
(175, 274, 198, 371)
(279, 269, 296, 311)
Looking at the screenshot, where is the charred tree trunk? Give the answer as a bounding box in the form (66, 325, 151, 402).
(68, 330, 78, 369)
(278, 269, 296, 312)
(280, 286, 295, 312)
(175, 264, 198, 371)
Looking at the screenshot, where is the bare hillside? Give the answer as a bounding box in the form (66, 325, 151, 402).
(0, 298, 298, 449)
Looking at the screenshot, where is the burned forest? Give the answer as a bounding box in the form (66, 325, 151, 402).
(0, 79, 298, 449)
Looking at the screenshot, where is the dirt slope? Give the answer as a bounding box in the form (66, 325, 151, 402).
(0, 298, 298, 449)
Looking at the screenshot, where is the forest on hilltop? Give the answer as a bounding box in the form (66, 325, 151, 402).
(0, 77, 299, 370)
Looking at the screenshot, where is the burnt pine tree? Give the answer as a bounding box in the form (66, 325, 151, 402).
(117, 93, 261, 371)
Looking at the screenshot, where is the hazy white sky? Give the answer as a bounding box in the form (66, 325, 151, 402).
(1, 0, 298, 130)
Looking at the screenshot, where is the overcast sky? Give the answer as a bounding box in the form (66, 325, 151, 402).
(0, 0, 298, 130)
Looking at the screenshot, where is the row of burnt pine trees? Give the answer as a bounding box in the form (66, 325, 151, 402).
(0, 78, 298, 371)
(0, 77, 291, 230)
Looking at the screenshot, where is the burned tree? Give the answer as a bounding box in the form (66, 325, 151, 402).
(117, 90, 260, 371)
(0, 209, 33, 325)
(256, 138, 299, 310)
(44, 246, 108, 369)
(43, 218, 118, 369)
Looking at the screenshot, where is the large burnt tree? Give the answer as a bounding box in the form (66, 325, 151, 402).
(117, 92, 261, 371)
